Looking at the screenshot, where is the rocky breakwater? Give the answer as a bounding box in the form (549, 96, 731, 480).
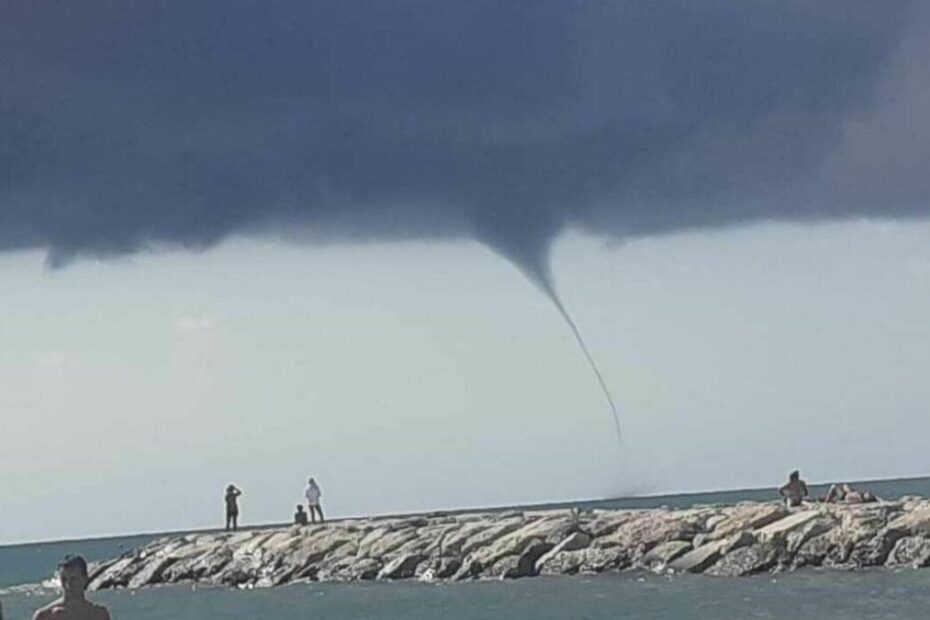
(86, 496, 930, 589)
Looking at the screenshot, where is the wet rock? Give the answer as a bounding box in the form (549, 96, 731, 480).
(377, 553, 424, 580)
(534, 531, 593, 572)
(669, 532, 754, 574)
(640, 541, 692, 569)
(705, 542, 782, 577)
(886, 536, 930, 568)
(317, 557, 381, 581)
(89, 556, 140, 590)
(161, 546, 232, 583)
(415, 557, 461, 581)
(126, 556, 177, 588)
(537, 547, 629, 575)
(785, 517, 835, 554)
(848, 528, 907, 566)
(493, 539, 552, 579)
(793, 532, 834, 568)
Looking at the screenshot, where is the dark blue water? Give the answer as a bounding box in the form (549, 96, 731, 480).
(3, 476, 929, 619)
(3, 571, 930, 620)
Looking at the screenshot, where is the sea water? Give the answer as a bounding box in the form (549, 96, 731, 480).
(4, 476, 930, 619)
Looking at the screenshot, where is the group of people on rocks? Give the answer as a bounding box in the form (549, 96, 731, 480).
(778, 470, 877, 507)
(223, 476, 324, 531)
(0, 479, 328, 620)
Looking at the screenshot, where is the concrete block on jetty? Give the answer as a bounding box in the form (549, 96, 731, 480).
(86, 498, 930, 589)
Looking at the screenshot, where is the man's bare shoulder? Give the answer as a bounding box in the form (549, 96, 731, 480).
(32, 599, 64, 619)
(32, 600, 110, 620)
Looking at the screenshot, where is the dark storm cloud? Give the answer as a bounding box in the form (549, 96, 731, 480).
(1, 1, 928, 277)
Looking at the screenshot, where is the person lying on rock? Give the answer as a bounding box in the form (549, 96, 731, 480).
(33, 555, 111, 620)
(294, 504, 309, 526)
(823, 483, 877, 504)
(778, 470, 810, 507)
(823, 483, 847, 503)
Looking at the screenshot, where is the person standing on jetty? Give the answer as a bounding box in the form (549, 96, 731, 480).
(32, 555, 111, 620)
(778, 470, 810, 507)
(305, 477, 324, 523)
(225, 484, 242, 531)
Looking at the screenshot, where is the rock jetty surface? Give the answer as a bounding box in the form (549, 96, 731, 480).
(88, 497, 930, 590)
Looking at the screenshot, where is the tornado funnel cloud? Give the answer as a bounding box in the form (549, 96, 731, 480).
(478, 225, 624, 449)
(539, 280, 624, 446)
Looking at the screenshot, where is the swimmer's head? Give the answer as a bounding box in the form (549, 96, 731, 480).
(58, 555, 89, 596)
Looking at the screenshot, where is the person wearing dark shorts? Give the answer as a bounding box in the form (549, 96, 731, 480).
(225, 484, 242, 531)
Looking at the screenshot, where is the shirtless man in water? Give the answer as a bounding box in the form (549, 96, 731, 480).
(33, 555, 111, 620)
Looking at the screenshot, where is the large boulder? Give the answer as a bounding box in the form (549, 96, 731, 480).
(415, 557, 461, 581)
(755, 510, 821, 543)
(848, 528, 908, 567)
(88, 556, 143, 590)
(316, 557, 381, 582)
(886, 536, 930, 568)
(784, 517, 836, 554)
(126, 556, 178, 588)
(536, 547, 630, 575)
(458, 518, 525, 556)
(668, 532, 754, 574)
(358, 528, 420, 560)
(639, 541, 692, 570)
(592, 512, 700, 558)
(886, 507, 930, 537)
(705, 542, 782, 577)
(586, 511, 642, 538)
(268, 528, 360, 583)
(465, 514, 569, 570)
(707, 503, 788, 541)
(377, 553, 424, 580)
(160, 546, 233, 583)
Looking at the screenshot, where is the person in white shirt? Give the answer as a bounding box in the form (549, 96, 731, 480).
(304, 477, 324, 523)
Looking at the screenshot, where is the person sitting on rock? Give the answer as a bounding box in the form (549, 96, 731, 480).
(294, 504, 309, 526)
(33, 555, 111, 620)
(778, 470, 809, 507)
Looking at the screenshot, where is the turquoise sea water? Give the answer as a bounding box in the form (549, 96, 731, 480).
(3, 476, 930, 619)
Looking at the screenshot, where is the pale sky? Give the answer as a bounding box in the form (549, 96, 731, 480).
(2, 220, 930, 544)
(4, 2, 930, 545)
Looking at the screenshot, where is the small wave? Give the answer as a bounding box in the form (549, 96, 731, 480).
(0, 580, 58, 597)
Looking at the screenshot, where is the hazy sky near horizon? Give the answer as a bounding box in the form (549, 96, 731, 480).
(2, 221, 930, 543)
(4, 1, 930, 543)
